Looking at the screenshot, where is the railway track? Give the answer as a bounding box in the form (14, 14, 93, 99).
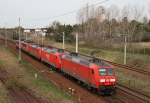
(103, 60, 150, 76)
(71, 51, 150, 77)
(0, 38, 150, 103)
(0, 67, 44, 103)
(117, 84, 150, 103)
(41, 45, 150, 77)
(2, 37, 149, 76)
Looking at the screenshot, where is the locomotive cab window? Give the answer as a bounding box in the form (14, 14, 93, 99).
(58, 49, 64, 53)
(99, 68, 113, 76)
(107, 68, 113, 75)
(99, 69, 106, 76)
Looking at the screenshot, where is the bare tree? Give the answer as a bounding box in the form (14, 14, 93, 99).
(76, 3, 148, 48)
(129, 5, 144, 41)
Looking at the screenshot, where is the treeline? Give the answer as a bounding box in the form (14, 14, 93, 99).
(46, 18, 150, 42)
(45, 4, 150, 47)
(0, 4, 150, 48)
(46, 22, 76, 43)
(0, 27, 24, 40)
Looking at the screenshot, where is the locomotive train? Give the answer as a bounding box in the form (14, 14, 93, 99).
(16, 40, 117, 95)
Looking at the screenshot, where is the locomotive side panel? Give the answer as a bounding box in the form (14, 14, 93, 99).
(61, 57, 98, 88)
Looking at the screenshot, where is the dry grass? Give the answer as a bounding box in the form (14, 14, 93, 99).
(0, 45, 77, 103)
(0, 82, 11, 103)
(116, 69, 150, 94)
(129, 42, 150, 49)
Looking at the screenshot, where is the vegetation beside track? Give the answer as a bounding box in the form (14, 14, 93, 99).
(0, 81, 10, 103)
(116, 71, 150, 94)
(0, 45, 77, 103)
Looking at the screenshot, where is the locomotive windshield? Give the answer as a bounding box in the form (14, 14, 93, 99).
(58, 49, 64, 53)
(99, 68, 113, 76)
(107, 68, 113, 75)
(99, 69, 106, 76)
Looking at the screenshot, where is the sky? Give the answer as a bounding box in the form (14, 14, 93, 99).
(0, 0, 149, 28)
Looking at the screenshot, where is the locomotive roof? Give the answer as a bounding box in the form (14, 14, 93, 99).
(64, 52, 109, 67)
(64, 54, 90, 66)
(80, 54, 109, 67)
(30, 44, 43, 48)
(31, 44, 39, 48)
(43, 47, 57, 53)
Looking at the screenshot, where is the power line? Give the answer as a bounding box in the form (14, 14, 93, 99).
(26, 0, 110, 22)
(49, 0, 109, 19)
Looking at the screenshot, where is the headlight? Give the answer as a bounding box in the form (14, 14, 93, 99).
(100, 79, 105, 82)
(110, 79, 116, 82)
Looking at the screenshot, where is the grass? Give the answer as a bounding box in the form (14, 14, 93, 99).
(0, 46, 11, 103)
(116, 71, 150, 93)
(0, 82, 10, 103)
(21, 61, 77, 103)
(0, 60, 4, 65)
(0, 44, 77, 103)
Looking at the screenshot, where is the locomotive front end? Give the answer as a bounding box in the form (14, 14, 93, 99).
(98, 67, 117, 94)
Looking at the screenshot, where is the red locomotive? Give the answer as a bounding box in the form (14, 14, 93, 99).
(41, 47, 64, 69)
(16, 41, 116, 94)
(61, 53, 116, 94)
